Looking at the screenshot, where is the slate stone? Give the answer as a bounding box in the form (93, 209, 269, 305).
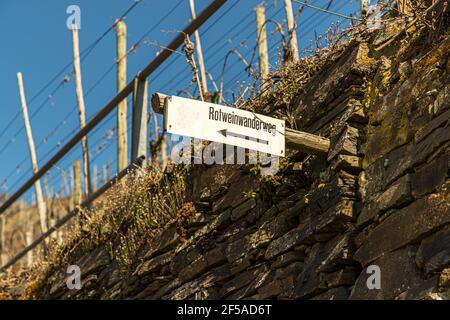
(416, 226, 450, 276)
(363, 137, 433, 201)
(307, 174, 357, 214)
(319, 267, 357, 289)
(225, 235, 253, 263)
(293, 235, 353, 299)
(169, 247, 202, 275)
(246, 199, 270, 224)
(257, 205, 279, 228)
(328, 125, 361, 161)
(358, 174, 412, 226)
(274, 262, 304, 280)
(212, 175, 259, 212)
(216, 220, 249, 243)
(350, 246, 424, 300)
(408, 126, 450, 179)
(190, 165, 239, 203)
(439, 267, 450, 288)
(99, 261, 122, 289)
(231, 197, 257, 221)
(134, 251, 173, 277)
(293, 43, 373, 129)
(396, 276, 439, 300)
(225, 267, 273, 300)
(132, 276, 172, 299)
(265, 225, 315, 260)
(220, 265, 266, 298)
(178, 244, 227, 283)
(229, 255, 253, 275)
(331, 155, 363, 174)
(144, 225, 180, 259)
(415, 108, 450, 143)
(411, 154, 448, 198)
(354, 186, 450, 267)
(314, 199, 356, 234)
(292, 243, 327, 299)
(316, 233, 356, 273)
(256, 276, 294, 299)
(271, 251, 306, 269)
(69, 247, 111, 284)
(311, 286, 349, 300)
(168, 264, 233, 300)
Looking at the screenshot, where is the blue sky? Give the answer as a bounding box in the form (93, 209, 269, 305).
(0, 0, 359, 203)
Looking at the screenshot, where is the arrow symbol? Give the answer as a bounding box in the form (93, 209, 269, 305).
(218, 129, 269, 145)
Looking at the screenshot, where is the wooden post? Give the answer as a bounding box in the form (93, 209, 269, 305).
(161, 137, 168, 170)
(131, 78, 148, 162)
(151, 92, 167, 114)
(71, 27, 92, 196)
(73, 160, 82, 209)
(116, 20, 129, 172)
(256, 6, 269, 94)
(103, 163, 111, 185)
(189, 0, 208, 96)
(17, 72, 48, 236)
(92, 164, 98, 192)
(69, 170, 74, 211)
(26, 229, 33, 267)
(150, 111, 160, 166)
(284, 0, 299, 62)
(285, 128, 330, 155)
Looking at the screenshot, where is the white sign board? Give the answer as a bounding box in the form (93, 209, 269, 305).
(164, 96, 285, 156)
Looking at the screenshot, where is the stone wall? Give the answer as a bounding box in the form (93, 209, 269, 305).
(32, 17, 450, 300)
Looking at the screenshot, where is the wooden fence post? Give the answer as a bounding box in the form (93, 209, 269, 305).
(26, 228, 33, 268)
(189, 0, 208, 96)
(73, 160, 82, 209)
(131, 78, 148, 162)
(161, 137, 168, 170)
(284, 0, 299, 62)
(71, 27, 92, 196)
(256, 6, 269, 94)
(116, 20, 129, 172)
(92, 164, 98, 192)
(103, 161, 112, 185)
(73, 159, 83, 229)
(17, 72, 48, 236)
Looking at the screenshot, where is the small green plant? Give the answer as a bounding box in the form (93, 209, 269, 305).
(259, 174, 283, 203)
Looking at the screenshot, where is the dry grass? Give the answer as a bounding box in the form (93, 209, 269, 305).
(0, 268, 30, 300)
(20, 164, 191, 298)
